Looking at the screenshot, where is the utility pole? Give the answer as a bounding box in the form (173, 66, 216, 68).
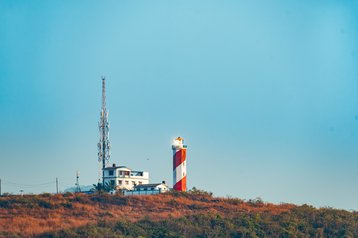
(0, 178, 2, 196)
(75, 171, 81, 193)
(56, 178, 59, 194)
(97, 77, 111, 186)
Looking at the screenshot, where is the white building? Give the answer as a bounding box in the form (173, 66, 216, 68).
(123, 182, 169, 195)
(103, 163, 149, 190)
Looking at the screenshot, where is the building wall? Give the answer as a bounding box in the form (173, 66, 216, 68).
(103, 167, 149, 190)
(123, 184, 169, 196)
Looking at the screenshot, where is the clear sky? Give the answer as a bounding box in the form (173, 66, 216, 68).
(1, 0, 358, 210)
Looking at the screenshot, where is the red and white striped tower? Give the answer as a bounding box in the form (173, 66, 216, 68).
(172, 137, 187, 191)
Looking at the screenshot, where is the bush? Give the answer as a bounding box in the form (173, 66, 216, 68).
(38, 199, 56, 209)
(0, 200, 11, 208)
(61, 202, 73, 209)
(40, 193, 52, 198)
(188, 187, 213, 197)
(168, 187, 213, 202)
(90, 194, 129, 206)
(63, 192, 73, 197)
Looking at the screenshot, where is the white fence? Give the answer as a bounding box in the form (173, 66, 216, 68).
(123, 190, 162, 196)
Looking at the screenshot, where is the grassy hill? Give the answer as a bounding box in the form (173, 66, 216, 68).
(0, 189, 357, 237)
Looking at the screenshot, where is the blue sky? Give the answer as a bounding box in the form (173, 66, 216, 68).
(1, 0, 358, 210)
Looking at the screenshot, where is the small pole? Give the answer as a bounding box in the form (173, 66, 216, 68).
(0, 178, 2, 196)
(56, 178, 59, 194)
(76, 171, 80, 193)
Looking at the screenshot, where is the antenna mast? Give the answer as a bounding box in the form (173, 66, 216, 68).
(97, 77, 111, 186)
(102, 77, 106, 111)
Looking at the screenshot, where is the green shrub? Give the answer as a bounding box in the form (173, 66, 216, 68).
(63, 192, 73, 197)
(0, 200, 11, 208)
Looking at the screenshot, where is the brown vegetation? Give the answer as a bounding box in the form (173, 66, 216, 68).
(0, 190, 356, 237)
(0, 191, 292, 237)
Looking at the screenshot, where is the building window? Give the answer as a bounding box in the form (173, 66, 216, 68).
(109, 170, 114, 176)
(139, 182, 142, 185)
(118, 180, 122, 185)
(125, 181, 129, 185)
(110, 180, 115, 186)
(132, 181, 136, 186)
(151, 188, 154, 191)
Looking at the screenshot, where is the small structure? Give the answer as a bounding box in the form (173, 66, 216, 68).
(103, 163, 149, 190)
(124, 182, 169, 195)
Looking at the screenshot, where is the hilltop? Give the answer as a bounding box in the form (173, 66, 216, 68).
(0, 189, 357, 237)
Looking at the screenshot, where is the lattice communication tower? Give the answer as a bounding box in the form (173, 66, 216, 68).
(97, 77, 111, 185)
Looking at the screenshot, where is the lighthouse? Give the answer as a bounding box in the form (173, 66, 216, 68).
(172, 137, 187, 191)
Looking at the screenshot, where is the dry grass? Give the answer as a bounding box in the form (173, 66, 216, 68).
(0, 192, 295, 237)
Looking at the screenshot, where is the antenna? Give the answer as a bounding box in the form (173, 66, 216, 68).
(102, 76, 106, 110)
(97, 77, 111, 186)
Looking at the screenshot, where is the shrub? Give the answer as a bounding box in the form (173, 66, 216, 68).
(38, 200, 56, 209)
(90, 194, 129, 206)
(63, 192, 73, 197)
(61, 202, 73, 209)
(188, 187, 213, 197)
(40, 193, 52, 198)
(0, 200, 11, 208)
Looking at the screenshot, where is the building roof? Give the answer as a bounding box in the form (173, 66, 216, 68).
(135, 183, 166, 189)
(103, 165, 132, 171)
